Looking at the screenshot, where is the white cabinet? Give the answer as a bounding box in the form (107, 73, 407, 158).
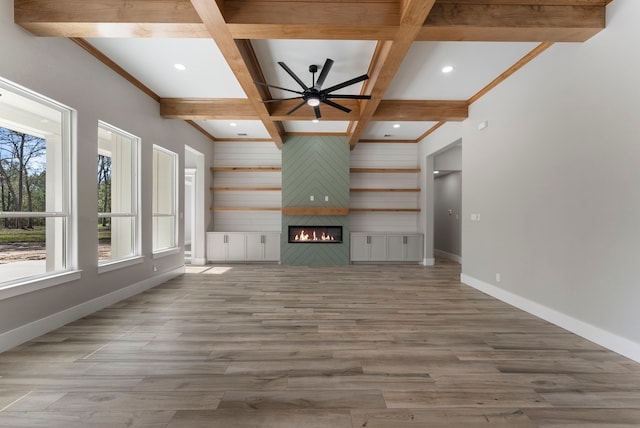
(350, 233, 387, 262)
(246, 233, 280, 261)
(207, 232, 280, 262)
(351, 232, 423, 263)
(387, 234, 423, 262)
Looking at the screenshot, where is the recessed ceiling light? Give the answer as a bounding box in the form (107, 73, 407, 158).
(442, 65, 453, 74)
(230, 122, 237, 127)
(434, 170, 440, 174)
(393, 124, 400, 128)
(174, 63, 186, 71)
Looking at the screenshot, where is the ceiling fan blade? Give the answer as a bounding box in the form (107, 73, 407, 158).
(313, 58, 334, 90)
(314, 106, 322, 119)
(321, 99, 352, 113)
(326, 94, 372, 100)
(254, 81, 303, 95)
(322, 74, 369, 94)
(262, 96, 304, 103)
(286, 100, 307, 115)
(278, 62, 309, 90)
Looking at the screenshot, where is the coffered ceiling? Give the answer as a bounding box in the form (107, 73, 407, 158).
(13, 0, 610, 148)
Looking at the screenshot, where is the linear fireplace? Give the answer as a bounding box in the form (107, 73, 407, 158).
(288, 226, 343, 243)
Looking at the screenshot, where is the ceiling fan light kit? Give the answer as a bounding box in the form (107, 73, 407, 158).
(255, 58, 372, 119)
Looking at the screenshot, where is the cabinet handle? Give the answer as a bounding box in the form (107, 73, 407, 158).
(260, 235, 265, 244)
(403, 236, 407, 245)
(366, 236, 371, 244)
(224, 235, 228, 244)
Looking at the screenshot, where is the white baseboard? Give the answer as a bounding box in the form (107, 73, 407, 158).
(434, 249, 462, 263)
(190, 257, 207, 266)
(460, 273, 640, 363)
(423, 258, 435, 266)
(0, 267, 184, 354)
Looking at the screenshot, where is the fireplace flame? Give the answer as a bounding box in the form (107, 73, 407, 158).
(294, 229, 335, 241)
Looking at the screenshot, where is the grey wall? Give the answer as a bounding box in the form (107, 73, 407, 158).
(281, 136, 350, 265)
(434, 171, 462, 259)
(461, 0, 640, 355)
(0, 0, 213, 338)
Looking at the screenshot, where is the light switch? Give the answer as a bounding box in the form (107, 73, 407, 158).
(310, 195, 314, 201)
(325, 196, 329, 202)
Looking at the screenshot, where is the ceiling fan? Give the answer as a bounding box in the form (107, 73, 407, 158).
(255, 58, 371, 119)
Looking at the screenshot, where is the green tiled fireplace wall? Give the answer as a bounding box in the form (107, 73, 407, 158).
(281, 136, 350, 265)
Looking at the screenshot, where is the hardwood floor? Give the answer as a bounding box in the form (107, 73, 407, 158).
(1, 260, 640, 427)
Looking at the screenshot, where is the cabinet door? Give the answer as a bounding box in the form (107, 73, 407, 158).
(350, 234, 370, 261)
(386, 235, 405, 261)
(369, 235, 387, 261)
(245, 233, 264, 260)
(404, 234, 423, 261)
(226, 233, 246, 260)
(263, 233, 281, 261)
(207, 233, 227, 261)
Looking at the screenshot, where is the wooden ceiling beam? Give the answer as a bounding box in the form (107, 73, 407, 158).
(160, 98, 257, 120)
(374, 100, 468, 121)
(188, 0, 284, 146)
(15, 0, 606, 43)
(160, 99, 469, 122)
(347, 0, 438, 147)
(417, 3, 605, 42)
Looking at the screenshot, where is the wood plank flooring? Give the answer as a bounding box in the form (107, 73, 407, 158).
(1, 260, 640, 427)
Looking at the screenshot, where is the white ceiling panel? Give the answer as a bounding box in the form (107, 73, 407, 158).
(86, 38, 247, 98)
(386, 42, 538, 100)
(362, 121, 439, 140)
(284, 120, 350, 134)
(196, 120, 270, 139)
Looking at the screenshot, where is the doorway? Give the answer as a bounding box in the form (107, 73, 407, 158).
(185, 146, 206, 265)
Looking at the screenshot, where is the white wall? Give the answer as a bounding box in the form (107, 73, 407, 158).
(461, 0, 640, 361)
(0, 0, 213, 347)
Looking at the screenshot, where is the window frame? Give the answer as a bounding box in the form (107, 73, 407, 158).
(152, 144, 179, 255)
(0, 76, 78, 299)
(97, 121, 142, 271)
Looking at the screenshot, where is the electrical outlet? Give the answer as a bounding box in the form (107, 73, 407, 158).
(496, 273, 501, 283)
(310, 195, 314, 201)
(324, 196, 329, 202)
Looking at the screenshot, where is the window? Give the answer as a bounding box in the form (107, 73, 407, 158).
(152, 145, 178, 252)
(0, 77, 74, 289)
(98, 122, 140, 265)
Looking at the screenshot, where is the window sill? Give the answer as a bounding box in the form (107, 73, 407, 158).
(152, 247, 181, 259)
(97, 256, 145, 274)
(0, 270, 83, 301)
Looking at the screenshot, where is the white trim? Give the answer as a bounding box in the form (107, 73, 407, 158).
(434, 249, 462, 263)
(190, 257, 207, 266)
(97, 256, 145, 274)
(0, 270, 82, 301)
(152, 247, 181, 259)
(460, 273, 640, 364)
(0, 267, 184, 354)
(423, 258, 435, 266)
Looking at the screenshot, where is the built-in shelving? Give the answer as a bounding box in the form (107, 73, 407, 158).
(211, 166, 282, 213)
(350, 208, 421, 212)
(210, 207, 281, 211)
(211, 166, 281, 172)
(211, 187, 281, 191)
(350, 167, 421, 173)
(350, 188, 420, 193)
(349, 167, 421, 213)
